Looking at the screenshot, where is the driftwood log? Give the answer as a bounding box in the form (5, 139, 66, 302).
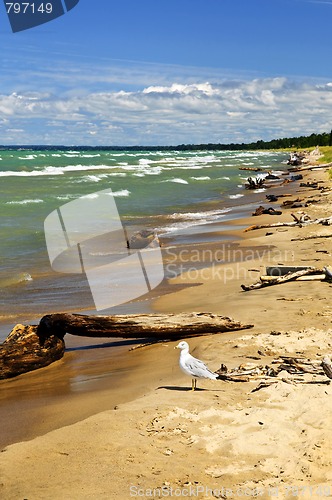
(37, 312, 253, 341)
(0, 313, 253, 380)
(241, 267, 320, 291)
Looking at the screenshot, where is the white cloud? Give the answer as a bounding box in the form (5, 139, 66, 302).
(1, 77, 332, 145)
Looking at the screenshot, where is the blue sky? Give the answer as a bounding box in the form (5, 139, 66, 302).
(1, 0, 332, 145)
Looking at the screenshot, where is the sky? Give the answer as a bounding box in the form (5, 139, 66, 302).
(1, 0, 332, 146)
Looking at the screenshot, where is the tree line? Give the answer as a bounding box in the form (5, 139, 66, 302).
(1, 131, 331, 151)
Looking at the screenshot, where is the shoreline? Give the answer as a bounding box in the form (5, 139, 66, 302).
(1, 158, 332, 497)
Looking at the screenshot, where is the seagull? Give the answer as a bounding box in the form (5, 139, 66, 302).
(175, 340, 219, 390)
(321, 356, 332, 380)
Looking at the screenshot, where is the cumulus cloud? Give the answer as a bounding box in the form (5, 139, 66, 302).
(1, 77, 332, 145)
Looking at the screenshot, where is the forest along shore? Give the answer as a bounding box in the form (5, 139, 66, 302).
(0, 155, 332, 498)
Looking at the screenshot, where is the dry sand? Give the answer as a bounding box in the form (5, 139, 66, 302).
(1, 164, 332, 499)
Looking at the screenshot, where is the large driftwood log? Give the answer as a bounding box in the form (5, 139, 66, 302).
(0, 313, 253, 379)
(37, 312, 253, 341)
(0, 324, 65, 380)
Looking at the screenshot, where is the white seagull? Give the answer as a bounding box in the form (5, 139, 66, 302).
(321, 356, 332, 380)
(175, 340, 219, 390)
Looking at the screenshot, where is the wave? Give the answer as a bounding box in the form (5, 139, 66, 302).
(157, 208, 232, 234)
(0, 272, 33, 288)
(81, 189, 130, 198)
(162, 178, 189, 185)
(0, 164, 115, 177)
(229, 193, 244, 199)
(168, 208, 231, 220)
(112, 189, 131, 197)
(18, 155, 37, 160)
(190, 176, 211, 181)
(121, 164, 164, 175)
(6, 198, 44, 205)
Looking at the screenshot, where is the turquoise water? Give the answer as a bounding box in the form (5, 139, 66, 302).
(0, 148, 287, 334)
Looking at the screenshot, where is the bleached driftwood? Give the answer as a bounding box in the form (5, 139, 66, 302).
(244, 215, 332, 232)
(291, 234, 332, 242)
(241, 267, 320, 291)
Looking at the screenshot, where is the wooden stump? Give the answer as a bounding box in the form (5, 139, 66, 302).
(0, 324, 65, 380)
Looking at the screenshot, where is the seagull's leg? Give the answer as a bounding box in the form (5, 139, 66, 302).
(191, 379, 195, 391)
(194, 379, 197, 390)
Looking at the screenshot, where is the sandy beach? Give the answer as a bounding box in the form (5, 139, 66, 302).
(1, 160, 332, 499)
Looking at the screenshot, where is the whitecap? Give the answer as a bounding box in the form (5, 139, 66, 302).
(229, 194, 244, 199)
(85, 175, 104, 182)
(163, 178, 189, 185)
(157, 208, 232, 234)
(81, 193, 99, 200)
(168, 208, 231, 220)
(18, 155, 37, 160)
(56, 195, 76, 201)
(0, 164, 116, 177)
(190, 176, 211, 181)
(6, 198, 44, 205)
(254, 188, 266, 193)
(111, 189, 131, 197)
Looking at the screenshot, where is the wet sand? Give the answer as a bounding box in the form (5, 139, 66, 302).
(1, 161, 332, 498)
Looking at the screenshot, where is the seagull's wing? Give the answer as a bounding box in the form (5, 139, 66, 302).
(322, 358, 332, 379)
(184, 354, 217, 379)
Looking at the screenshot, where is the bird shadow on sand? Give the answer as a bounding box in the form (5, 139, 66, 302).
(157, 386, 209, 392)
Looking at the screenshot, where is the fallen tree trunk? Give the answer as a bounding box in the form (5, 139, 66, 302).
(0, 324, 65, 380)
(0, 313, 253, 379)
(37, 312, 253, 341)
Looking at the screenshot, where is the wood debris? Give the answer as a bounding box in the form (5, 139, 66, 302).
(216, 355, 331, 390)
(244, 214, 332, 232)
(245, 176, 265, 190)
(252, 206, 282, 216)
(241, 267, 323, 291)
